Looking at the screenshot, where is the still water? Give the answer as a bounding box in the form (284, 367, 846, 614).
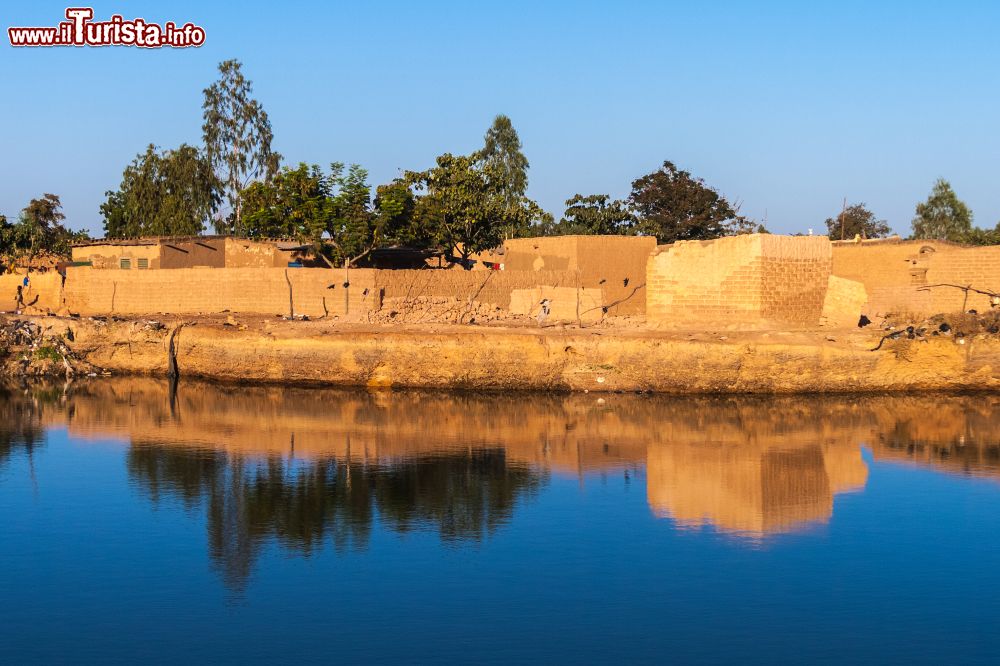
(2, 380, 1000, 664)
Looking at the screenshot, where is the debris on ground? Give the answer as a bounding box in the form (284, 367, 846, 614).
(0, 317, 98, 378)
(870, 310, 1000, 351)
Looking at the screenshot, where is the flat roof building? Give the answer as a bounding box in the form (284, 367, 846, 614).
(71, 236, 312, 270)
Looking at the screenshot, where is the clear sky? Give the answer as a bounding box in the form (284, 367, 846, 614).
(2, 0, 999, 238)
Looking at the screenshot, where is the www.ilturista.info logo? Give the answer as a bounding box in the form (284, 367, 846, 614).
(8, 7, 205, 48)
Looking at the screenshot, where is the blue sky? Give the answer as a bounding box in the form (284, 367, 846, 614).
(2, 1, 999, 237)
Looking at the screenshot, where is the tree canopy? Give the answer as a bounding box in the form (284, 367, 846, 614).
(628, 161, 757, 243)
(824, 203, 891, 240)
(476, 114, 530, 237)
(550, 194, 635, 235)
(406, 152, 550, 265)
(239, 163, 428, 267)
(101, 144, 219, 239)
(1, 194, 86, 265)
(202, 59, 281, 234)
(911, 179, 972, 241)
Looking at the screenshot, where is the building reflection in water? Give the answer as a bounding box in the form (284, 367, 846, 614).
(4, 379, 1000, 585)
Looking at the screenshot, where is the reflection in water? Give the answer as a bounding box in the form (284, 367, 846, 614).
(127, 444, 544, 588)
(0, 386, 51, 472)
(4, 379, 1000, 585)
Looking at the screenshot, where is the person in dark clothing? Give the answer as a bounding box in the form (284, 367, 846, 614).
(15, 285, 24, 313)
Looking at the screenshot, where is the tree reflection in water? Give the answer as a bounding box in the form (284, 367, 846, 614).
(0, 386, 51, 473)
(8, 378, 1000, 589)
(126, 443, 547, 588)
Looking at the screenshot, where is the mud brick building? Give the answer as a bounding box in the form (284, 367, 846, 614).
(71, 237, 312, 270)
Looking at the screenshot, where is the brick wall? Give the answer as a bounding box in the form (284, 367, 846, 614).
(502, 235, 656, 314)
(647, 234, 831, 326)
(924, 246, 1000, 312)
(831, 239, 1000, 316)
(58, 265, 648, 320)
(0, 272, 63, 312)
(373, 269, 580, 308)
(821, 275, 869, 327)
(64, 267, 377, 317)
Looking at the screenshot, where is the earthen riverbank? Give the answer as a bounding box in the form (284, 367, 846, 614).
(3, 314, 1000, 393)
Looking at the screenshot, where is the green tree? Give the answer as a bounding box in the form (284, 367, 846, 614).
(911, 179, 972, 241)
(240, 163, 332, 242)
(407, 154, 507, 266)
(326, 163, 375, 266)
(555, 194, 635, 235)
(824, 203, 891, 240)
(239, 163, 423, 267)
(202, 59, 281, 234)
(476, 114, 530, 237)
(373, 180, 427, 248)
(101, 144, 219, 238)
(11, 194, 85, 262)
(628, 161, 751, 243)
(961, 223, 1000, 246)
(0, 214, 14, 263)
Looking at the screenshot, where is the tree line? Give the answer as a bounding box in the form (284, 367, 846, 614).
(4, 58, 1000, 269)
(96, 59, 768, 268)
(824, 178, 999, 244)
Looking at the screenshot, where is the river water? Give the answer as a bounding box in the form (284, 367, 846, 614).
(1, 380, 999, 664)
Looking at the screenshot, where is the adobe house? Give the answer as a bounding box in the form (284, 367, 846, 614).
(71, 236, 312, 270)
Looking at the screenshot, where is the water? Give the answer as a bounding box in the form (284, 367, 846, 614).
(2, 380, 1000, 664)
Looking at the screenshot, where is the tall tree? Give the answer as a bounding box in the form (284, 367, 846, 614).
(476, 114, 529, 237)
(407, 153, 551, 266)
(628, 161, 750, 243)
(911, 179, 972, 241)
(101, 144, 219, 238)
(824, 203, 891, 240)
(6, 194, 86, 263)
(202, 59, 281, 234)
(556, 194, 635, 235)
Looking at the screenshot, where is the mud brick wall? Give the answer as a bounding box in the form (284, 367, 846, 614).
(373, 269, 582, 309)
(60, 265, 643, 319)
(502, 235, 656, 315)
(63, 267, 377, 317)
(924, 246, 1000, 312)
(831, 239, 947, 316)
(0, 272, 63, 312)
(831, 239, 1000, 316)
(821, 275, 869, 327)
(647, 234, 832, 327)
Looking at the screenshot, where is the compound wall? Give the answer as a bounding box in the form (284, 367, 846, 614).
(503, 236, 656, 315)
(63, 267, 377, 318)
(832, 239, 1000, 316)
(646, 234, 832, 327)
(0, 271, 63, 313)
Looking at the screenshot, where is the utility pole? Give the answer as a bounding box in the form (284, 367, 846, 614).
(840, 197, 847, 240)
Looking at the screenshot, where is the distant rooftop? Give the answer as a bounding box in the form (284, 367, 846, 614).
(73, 235, 307, 249)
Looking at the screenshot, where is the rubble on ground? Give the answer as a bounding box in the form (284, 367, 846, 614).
(870, 309, 1000, 351)
(0, 317, 99, 378)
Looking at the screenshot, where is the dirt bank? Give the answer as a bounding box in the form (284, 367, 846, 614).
(4, 313, 998, 394)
